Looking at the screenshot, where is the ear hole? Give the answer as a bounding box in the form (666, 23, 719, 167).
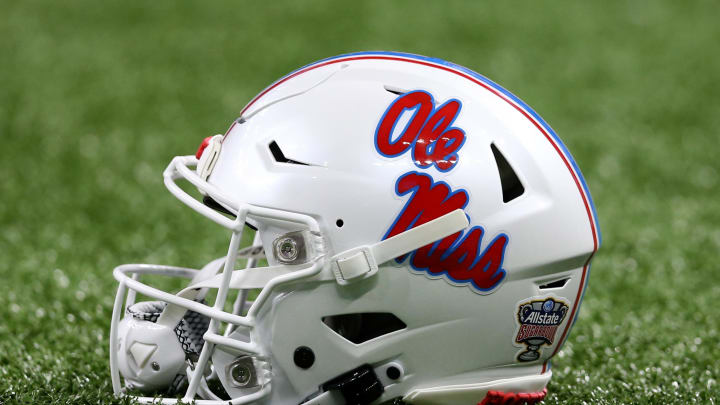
(322, 313, 407, 344)
(491, 143, 524, 203)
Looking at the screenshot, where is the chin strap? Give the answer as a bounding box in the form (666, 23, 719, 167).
(156, 209, 469, 328)
(154, 259, 225, 328)
(331, 209, 469, 284)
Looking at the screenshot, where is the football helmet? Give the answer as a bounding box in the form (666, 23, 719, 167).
(109, 51, 600, 405)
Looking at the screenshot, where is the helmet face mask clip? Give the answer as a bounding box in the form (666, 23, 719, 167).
(272, 230, 324, 265)
(109, 52, 599, 405)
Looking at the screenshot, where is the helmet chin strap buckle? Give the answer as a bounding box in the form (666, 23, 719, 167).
(332, 247, 378, 283)
(331, 209, 469, 285)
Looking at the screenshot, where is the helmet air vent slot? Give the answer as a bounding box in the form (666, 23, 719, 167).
(384, 85, 407, 96)
(538, 277, 570, 290)
(490, 143, 525, 203)
(269, 141, 310, 166)
(322, 313, 407, 344)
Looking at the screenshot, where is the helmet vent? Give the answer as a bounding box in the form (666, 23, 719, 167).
(269, 141, 310, 166)
(384, 85, 407, 96)
(539, 277, 570, 290)
(490, 143, 525, 203)
(322, 313, 407, 344)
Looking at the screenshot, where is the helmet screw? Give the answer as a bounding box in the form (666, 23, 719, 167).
(277, 237, 299, 262)
(151, 361, 160, 371)
(230, 363, 252, 386)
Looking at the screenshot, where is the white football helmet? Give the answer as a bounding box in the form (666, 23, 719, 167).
(109, 51, 600, 405)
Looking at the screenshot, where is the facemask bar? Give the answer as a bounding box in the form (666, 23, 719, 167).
(110, 155, 327, 404)
(225, 231, 262, 337)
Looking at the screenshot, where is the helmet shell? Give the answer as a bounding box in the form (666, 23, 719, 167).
(205, 52, 599, 403)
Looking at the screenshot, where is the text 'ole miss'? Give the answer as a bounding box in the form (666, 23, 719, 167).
(375, 90, 509, 294)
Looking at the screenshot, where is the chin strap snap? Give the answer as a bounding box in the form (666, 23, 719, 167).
(331, 209, 468, 284)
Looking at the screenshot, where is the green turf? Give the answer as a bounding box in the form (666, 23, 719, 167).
(1, 1, 719, 404)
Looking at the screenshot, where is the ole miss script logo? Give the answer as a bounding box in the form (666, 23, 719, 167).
(375, 90, 509, 294)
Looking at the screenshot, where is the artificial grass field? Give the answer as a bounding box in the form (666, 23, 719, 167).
(1, 1, 719, 404)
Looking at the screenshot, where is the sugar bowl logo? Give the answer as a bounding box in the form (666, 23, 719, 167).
(513, 297, 569, 362)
